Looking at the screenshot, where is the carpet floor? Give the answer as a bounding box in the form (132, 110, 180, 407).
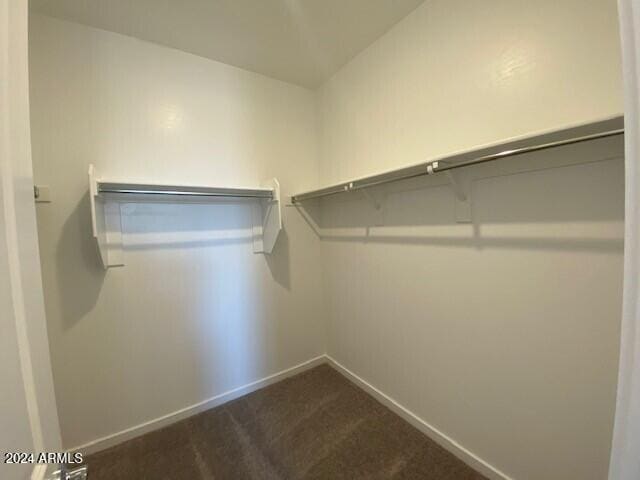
(84, 364, 487, 479)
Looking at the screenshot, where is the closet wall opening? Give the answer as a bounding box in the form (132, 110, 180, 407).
(21, 0, 626, 479)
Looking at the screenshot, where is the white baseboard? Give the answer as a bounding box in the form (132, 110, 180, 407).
(71, 355, 326, 455)
(325, 355, 513, 480)
(71, 352, 512, 480)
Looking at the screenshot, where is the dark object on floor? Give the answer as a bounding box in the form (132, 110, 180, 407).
(84, 364, 487, 479)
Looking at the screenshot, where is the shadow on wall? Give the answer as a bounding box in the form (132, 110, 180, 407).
(295, 137, 625, 253)
(56, 195, 292, 330)
(120, 200, 291, 289)
(265, 226, 290, 290)
(56, 192, 106, 331)
(111, 200, 290, 399)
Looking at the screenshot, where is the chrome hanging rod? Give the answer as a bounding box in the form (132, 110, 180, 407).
(434, 129, 623, 174)
(98, 182, 274, 199)
(290, 123, 624, 204)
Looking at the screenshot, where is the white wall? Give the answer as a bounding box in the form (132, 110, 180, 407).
(29, 14, 325, 450)
(318, 0, 622, 185)
(316, 0, 624, 479)
(30, 1, 626, 478)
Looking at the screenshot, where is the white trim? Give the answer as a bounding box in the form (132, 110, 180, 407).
(30, 464, 47, 480)
(326, 355, 513, 480)
(1, 0, 45, 455)
(72, 353, 512, 480)
(609, 0, 640, 478)
(71, 355, 326, 455)
(1, 0, 61, 463)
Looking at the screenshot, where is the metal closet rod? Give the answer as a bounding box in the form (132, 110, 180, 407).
(290, 128, 625, 203)
(98, 182, 274, 199)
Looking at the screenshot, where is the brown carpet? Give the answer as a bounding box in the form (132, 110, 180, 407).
(84, 364, 487, 479)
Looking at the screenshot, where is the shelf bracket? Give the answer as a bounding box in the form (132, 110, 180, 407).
(444, 170, 467, 202)
(360, 188, 381, 210)
(89, 165, 125, 269)
(252, 178, 282, 254)
(361, 187, 384, 226)
(426, 161, 471, 223)
(444, 170, 472, 223)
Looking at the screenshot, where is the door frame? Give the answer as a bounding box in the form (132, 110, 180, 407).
(609, 0, 640, 478)
(1, 0, 62, 478)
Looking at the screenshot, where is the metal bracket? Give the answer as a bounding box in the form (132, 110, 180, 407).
(444, 170, 472, 223)
(47, 464, 88, 480)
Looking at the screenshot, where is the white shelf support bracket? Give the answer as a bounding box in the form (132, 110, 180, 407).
(444, 170, 467, 202)
(360, 188, 381, 210)
(252, 178, 282, 254)
(88, 165, 125, 269)
(361, 187, 384, 226)
(428, 161, 471, 223)
(444, 170, 472, 223)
